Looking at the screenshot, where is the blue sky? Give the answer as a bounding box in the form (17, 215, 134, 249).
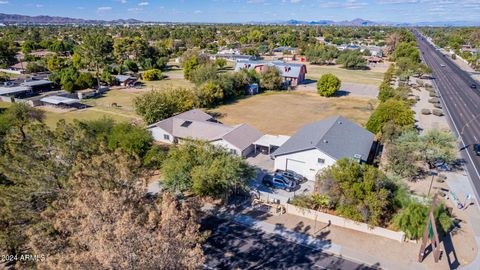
(0, 0, 479, 23)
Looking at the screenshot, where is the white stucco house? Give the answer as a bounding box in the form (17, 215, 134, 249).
(271, 116, 375, 181)
(148, 109, 263, 158)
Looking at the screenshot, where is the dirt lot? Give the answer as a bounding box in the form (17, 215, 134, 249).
(297, 81, 379, 98)
(210, 91, 376, 135)
(305, 63, 387, 86)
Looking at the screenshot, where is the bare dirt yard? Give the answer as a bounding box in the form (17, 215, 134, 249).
(210, 91, 376, 135)
(305, 63, 388, 86)
(297, 81, 379, 98)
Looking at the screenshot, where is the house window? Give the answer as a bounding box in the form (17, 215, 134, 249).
(229, 149, 237, 155)
(318, 158, 325, 164)
(163, 134, 170, 140)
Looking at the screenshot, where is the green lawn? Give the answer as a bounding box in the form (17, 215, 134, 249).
(306, 64, 385, 86)
(142, 78, 194, 90)
(82, 90, 141, 115)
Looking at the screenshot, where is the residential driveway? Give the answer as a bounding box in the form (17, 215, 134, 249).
(297, 81, 378, 98)
(246, 153, 314, 204)
(246, 152, 274, 172)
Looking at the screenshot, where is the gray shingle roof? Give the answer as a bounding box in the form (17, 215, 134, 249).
(272, 116, 374, 162)
(150, 109, 263, 152)
(222, 124, 263, 151)
(234, 60, 306, 79)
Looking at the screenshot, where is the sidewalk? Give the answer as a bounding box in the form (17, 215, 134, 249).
(445, 171, 480, 270)
(409, 67, 480, 269)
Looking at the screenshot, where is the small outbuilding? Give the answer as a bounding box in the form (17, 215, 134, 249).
(21, 79, 53, 92)
(0, 86, 32, 98)
(40, 95, 85, 109)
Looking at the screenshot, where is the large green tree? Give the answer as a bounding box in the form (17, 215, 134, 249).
(0, 40, 17, 68)
(76, 31, 114, 88)
(385, 128, 456, 180)
(317, 73, 341, 97)
(161, 141, 254, 198)
(315, 158, 393, 226)
(196, 81, 224, 108)
(366, 99, 414, 134)
(259, 66, 283, 90)
(393, 200, 454, 240)
(337, 49, 366, 69)
(134, 88, 196, 124)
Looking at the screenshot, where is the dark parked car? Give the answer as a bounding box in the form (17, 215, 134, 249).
(275, 170, 306, 184)
(474, 144, 480, 156)
(262, 174, 296, 192)
(471, 84, 477, 89)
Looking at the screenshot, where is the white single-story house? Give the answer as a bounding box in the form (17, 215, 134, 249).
(148, 109, 263, 157)
(271, 116, 374, 181)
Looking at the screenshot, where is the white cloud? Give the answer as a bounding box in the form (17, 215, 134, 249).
(290, 0, 301, 3)
(346, 0, 368, 9)
(35, 4, 43, 8)
(193, 10, 203, 14)
(97, 6, 112, 12)
(0, 1, 8, 4)
(138, 1, 149, 6)
(377, 0, 419, 3)
(128, 7, 143, 12)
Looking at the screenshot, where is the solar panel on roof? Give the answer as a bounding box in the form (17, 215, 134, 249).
(180, 121, 192, 127)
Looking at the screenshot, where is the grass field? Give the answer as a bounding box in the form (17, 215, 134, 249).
(142, 77, 194, 90)
(82, 89, 141, 115)
(306, 64, 385, 86)
(210, 91, 376, 135)
(43, 108, 137, 128)
(0, 101, 138, 128)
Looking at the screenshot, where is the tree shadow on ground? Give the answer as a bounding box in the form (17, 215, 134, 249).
(201, 215, 381, 270)
(335, 90, 351, 97)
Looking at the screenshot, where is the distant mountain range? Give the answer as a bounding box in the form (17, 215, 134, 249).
(256, 18, 480, 27)
(0, 13, 479, 27)
(0, 13, 144, 25)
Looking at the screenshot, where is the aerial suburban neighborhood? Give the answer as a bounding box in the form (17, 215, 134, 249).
(0, 1, 480, 270)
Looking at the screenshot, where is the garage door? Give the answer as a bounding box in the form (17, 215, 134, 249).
(286, 159, 306, 176)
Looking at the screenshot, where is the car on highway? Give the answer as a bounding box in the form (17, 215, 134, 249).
(471, 84, 477, 89)
(274, 169, 306, 184)
(474, 144, 480, 156)
(262, 174, 296, 192)
(434, 160, 451, 171)
(440, 64, 446, 67)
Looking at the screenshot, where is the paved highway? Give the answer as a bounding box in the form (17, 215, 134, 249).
(415, 30, 480, 200)
(202, 216, 376, 270)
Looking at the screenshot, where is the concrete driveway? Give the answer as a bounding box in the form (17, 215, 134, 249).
(246, 152, 274, 172)
(246, 153, 314, 203)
